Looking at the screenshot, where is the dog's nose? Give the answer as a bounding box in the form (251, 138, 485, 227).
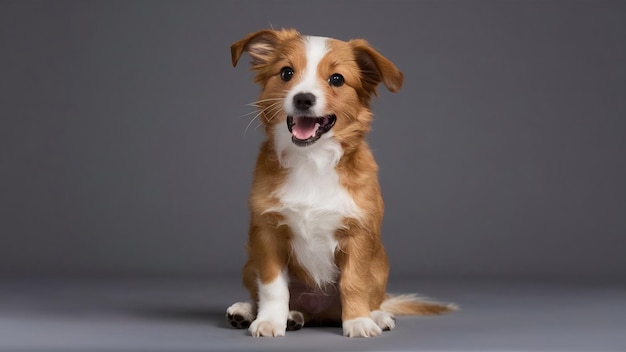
(293, 92, 316, 111)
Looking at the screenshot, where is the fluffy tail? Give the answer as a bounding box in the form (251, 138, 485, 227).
(380, 294, 458, 316)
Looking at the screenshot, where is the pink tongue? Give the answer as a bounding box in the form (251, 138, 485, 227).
(292, 117, 318, 140)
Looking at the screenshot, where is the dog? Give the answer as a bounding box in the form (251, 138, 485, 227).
(226, 29, 456, 338)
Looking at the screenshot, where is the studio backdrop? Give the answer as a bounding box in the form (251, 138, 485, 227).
(1, 0, 624, 281)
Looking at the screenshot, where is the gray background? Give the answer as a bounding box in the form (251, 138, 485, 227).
(1, 0, 625, 282)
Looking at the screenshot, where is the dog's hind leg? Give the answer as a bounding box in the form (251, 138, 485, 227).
(286, 310, 304, 331)
(226, 301, 255, 329)
(371, 310, 396, 331)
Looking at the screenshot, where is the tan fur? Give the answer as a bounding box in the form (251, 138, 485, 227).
(381, 294, 459, 315)
(231, 28, 454, 330)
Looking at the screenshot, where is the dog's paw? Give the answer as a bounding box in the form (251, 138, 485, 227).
(342, 317, 383, 338)
(226, 302, 254, 329)
(286, 310, 304, 331)
(371, 310, 396, 331)
(249, 318, 287, 337)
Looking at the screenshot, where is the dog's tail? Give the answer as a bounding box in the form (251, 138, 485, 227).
(380, 294, 458, 316)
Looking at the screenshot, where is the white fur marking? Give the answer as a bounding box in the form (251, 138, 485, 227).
(284, 36, 328, 117)
(343, 317, 383, 338)
(226, 301, 255, 321)
(270, 125, 361, 286)
(371, 310, 395, 331)
(249, 271, 289, 337)
(269, 35, 362, 287)
(226, 301, 254, 317)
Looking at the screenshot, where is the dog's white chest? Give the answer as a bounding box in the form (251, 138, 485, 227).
(270, 133, 361, 286)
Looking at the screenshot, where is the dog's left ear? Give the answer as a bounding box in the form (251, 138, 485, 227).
(231, 30, 280, 67)
(349, 39, 403, 94)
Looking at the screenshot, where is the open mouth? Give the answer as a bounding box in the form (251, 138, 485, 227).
(286, 115, 337, 147)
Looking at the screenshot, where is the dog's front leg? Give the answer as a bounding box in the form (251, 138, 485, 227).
(246, 224, 290, 337)
(337, 233, 384, 338)
(249, 270, 289, 337)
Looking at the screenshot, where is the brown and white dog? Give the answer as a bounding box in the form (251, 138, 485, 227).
(226, 29, 455, 338)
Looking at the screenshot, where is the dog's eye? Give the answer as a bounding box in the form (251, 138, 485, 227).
(328, 73, 344, 87)
(280, 67, 295, 81)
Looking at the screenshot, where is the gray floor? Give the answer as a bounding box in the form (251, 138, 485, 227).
(0, 277, 624, 352)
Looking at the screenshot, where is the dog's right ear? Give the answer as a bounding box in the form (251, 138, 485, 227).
(231, 30, 280, 68)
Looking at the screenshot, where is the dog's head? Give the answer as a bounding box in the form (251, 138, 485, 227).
(231, 29, 402, 149)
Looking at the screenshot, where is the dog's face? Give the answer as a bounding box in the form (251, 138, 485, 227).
(231, 29, 402, 148)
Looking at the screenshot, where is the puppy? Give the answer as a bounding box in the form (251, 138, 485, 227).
(226, 29, 455, 338)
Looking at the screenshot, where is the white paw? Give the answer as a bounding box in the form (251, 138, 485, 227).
(226, 302, 255, 329)
(342, 317, 383, 338)
(371, 310, 396, 331)
(249, 319, 287, 337)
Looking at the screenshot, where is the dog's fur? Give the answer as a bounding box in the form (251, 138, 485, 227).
(226, 29, 456, 338)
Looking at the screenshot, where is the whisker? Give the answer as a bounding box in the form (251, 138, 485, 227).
(243, 112, 262, 137)
(243, 101, 282, 136)
(246, 97, 283, 106)
(239, 110, 262, 118)
(263, 103, 282, 116)
(266, 106, 284, 124)
(239, 91, 289, 136)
